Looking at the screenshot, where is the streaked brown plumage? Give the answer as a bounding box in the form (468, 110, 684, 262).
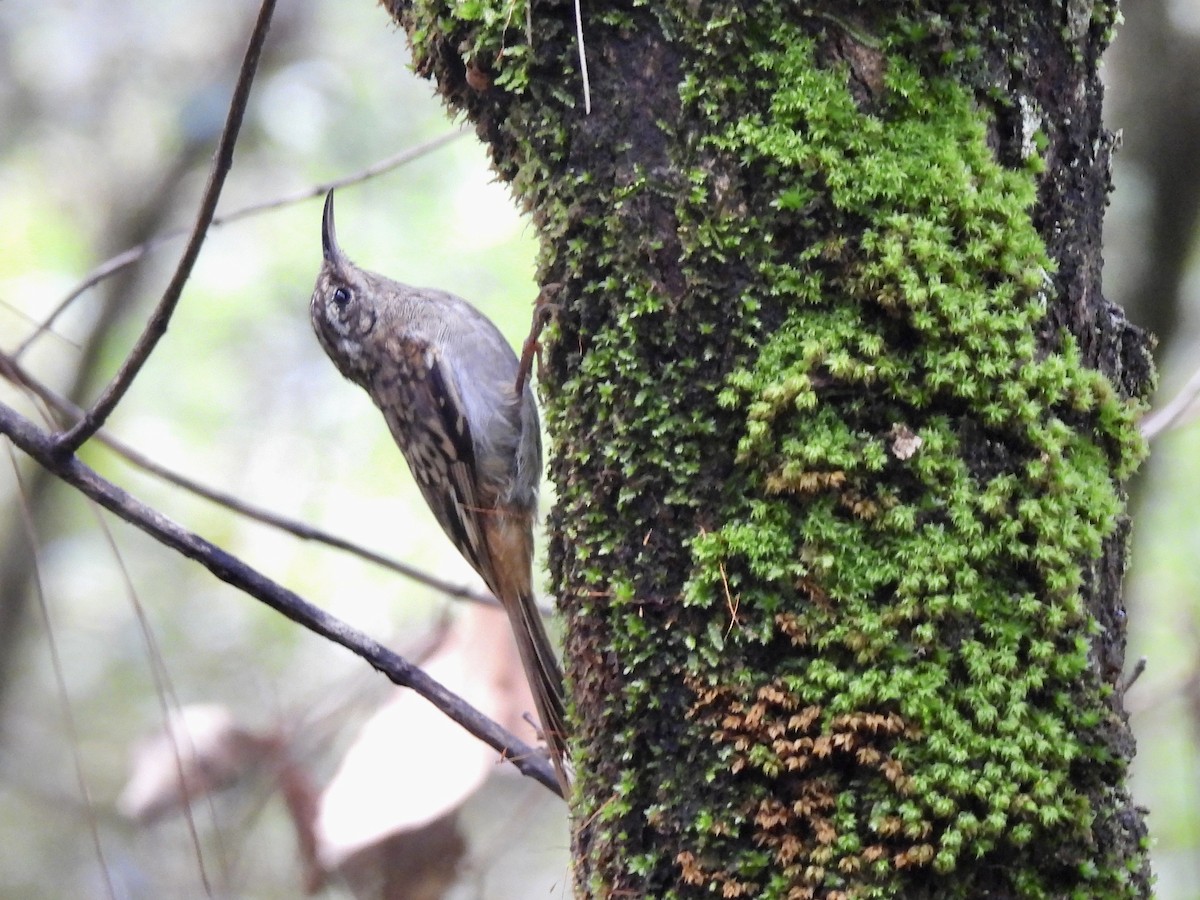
(309, 190, 568, 793)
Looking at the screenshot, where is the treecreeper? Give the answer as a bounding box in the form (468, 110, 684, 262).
(309, 190, 569, 794)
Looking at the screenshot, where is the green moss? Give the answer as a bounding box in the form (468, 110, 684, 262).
(407, 0, 537, 92)
(677, 24, 1145, 900)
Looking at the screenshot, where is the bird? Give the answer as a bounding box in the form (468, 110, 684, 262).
(309, 190, 569, 793)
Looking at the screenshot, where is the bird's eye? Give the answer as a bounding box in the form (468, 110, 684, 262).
(332, 287, 351, 307)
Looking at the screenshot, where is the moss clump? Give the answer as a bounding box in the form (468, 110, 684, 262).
(406, 0, 537, 93)
(680, 25, 1144, 900)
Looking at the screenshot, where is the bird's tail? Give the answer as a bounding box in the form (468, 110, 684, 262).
(509, 586, 571, 793)
(483, 512, 571, 794)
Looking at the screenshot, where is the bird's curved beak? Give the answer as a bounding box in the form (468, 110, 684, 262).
(322, 189, 342, 264)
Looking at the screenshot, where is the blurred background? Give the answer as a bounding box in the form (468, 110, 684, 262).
(0, 1, 1196, 897)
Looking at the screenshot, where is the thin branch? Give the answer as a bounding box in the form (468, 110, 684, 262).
(12, 241, 168, 360)
(1120, 656, 1147, 696)
(0, 350, 496, 606)
(1141, 358, 1200, 441)
(2, 299, 80, 355)
(8, 448, 118, 899)
(15, 130, 467, 360)
(107, 440, 498, 605)
(574, 0, 592, 114)
(0, 400, 563, 796)
(220, 129, 466, 221)
(53, 0, 278, 457)
(91, 507, 224, 892)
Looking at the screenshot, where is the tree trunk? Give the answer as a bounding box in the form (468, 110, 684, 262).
(383, 2, 1153, 896)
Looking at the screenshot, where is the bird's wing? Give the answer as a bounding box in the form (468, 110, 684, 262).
(379, 340, 492, 584)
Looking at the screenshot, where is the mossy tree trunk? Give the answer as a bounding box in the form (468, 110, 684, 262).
(384, 2, 1153, 897)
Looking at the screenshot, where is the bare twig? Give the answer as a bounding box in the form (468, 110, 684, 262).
(16, 131, 466, 360)
(91, 507, 225, 891)
(204, 129, 466, 225)
(53, 0, 278, 457)
(1, 350, 497, 606)
(12, 241, 169, 360)
(573, 0, 592, 114)
(2, 300, 80, 354)
(1120, 656, 1147, 695)
(8, 449, 119, 899)
(0, 400, 563, 796)
(1141, 359, 1200, 441)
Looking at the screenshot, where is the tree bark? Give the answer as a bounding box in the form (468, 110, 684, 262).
(384, 2, 1153, 896)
